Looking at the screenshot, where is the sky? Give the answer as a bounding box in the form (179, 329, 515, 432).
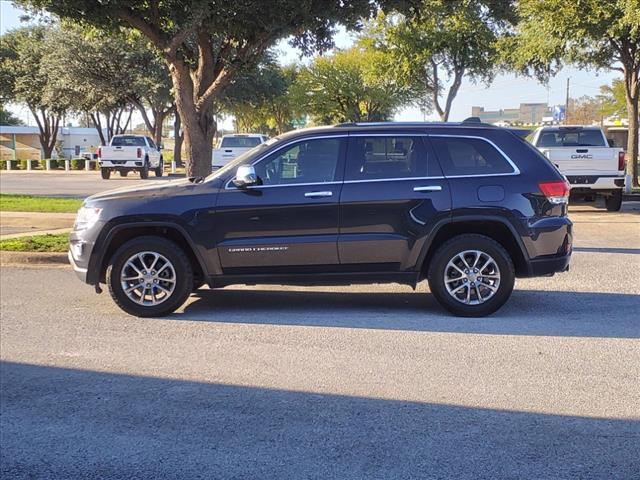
(1, 0, 621, 128)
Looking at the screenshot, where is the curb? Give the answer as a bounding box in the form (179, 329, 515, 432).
(0, 251, 69, 266)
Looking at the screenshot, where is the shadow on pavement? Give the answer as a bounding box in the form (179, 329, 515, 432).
(173, 289, 640, 338)
(573, 247, 640, 254)
(1, 361, 637, 479)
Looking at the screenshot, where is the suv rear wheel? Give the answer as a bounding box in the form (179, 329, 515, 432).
(428, 234, 515, 317)
(106, 236, 193, 317)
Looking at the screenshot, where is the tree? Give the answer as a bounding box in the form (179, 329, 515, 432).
(0, 105, 24, 125)
(0, 26, 68, 158)
(363, 1, 515, 121)
(505, 0, 640, 186)
(599, 79, 628, 119)
(221, 57, 299, 135)
(44, 24, 174, 146)
(19, 0, 390, 177)
(294, 46, 423, 124)
(566, 96, 604, 126)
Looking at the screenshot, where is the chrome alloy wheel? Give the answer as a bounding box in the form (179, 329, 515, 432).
(444, 250, 501, 305)
(120, 251, 176, 306)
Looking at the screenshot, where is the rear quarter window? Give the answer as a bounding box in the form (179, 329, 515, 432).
(221, 137, 262, 148)
(431, 136, 515, 176)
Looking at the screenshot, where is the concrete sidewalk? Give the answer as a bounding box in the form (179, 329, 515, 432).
(0, 211, 75, 239)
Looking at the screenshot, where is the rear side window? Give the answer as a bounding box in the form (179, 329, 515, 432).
(111, 136, 146, 147)
(536, 129, 605, 147)
(346, 136, 429, 180)
(431, 136, 514, 176)
(221, 136, 262, 148)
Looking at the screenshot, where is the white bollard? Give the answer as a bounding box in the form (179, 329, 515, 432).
(85, 159, 91, 171)
(65, 159, 70, 171)
(171, 161, 176, 174)
(27, 159, 32, 171)
(6, 160, 12, 170)
(624, 174, 632, 194)
(46, 159, 52, 171)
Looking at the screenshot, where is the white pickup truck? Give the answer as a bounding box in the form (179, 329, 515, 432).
(530, 126, 626, 211)
(212, 133, 268, 169)
(98, 135, 163, 180)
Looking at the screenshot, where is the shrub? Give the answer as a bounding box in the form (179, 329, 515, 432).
(70, 158, 85, 170)
(19, 159, 39, 170)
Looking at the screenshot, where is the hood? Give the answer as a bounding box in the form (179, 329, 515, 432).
(84, 178, 219, 205)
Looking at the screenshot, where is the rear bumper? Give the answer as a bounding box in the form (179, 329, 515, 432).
(99, 160, 144, 168)
(528, 253, 571, 277)
(566, 175, 624, 190)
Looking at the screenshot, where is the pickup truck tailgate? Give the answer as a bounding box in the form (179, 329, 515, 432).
(542, 147, 619, 173)
(101, 146, 139, 161)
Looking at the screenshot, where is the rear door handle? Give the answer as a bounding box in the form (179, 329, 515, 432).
(413, 186, 442, 192)
(304, 191, 333, 198)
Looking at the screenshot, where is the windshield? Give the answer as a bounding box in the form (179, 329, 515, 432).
(111, 136, 146, 147)
(536, 129, 605, 147)
(206, 137, 280, 182)
(220, 136, 263, 148)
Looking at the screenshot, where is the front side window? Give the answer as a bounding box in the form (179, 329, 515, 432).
(146, 137, 157, 149)
(346, 136, 428, 180)
(431, 137, 514, 176)
(254, 138, 341, 186)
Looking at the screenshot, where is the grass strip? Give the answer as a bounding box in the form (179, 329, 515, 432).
(0, 194, 83, 213)
(0, 233, 69, 252)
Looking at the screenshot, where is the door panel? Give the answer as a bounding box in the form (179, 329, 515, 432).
(215, 137, 346, 272)
(339, 136, 451, 270)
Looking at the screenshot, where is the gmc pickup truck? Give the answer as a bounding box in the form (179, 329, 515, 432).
(530, 126, 625, 211)
(98, 135, 163, 180)
(212, 134, 268, 169)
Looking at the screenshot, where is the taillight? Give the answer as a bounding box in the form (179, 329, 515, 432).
(137, 147, 142, 158)
(539, 180, 570, 204)
(97, 147, 101, 158)
(618, 151, 625, 171)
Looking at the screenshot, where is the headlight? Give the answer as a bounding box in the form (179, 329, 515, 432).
(74, 206, 102, 231)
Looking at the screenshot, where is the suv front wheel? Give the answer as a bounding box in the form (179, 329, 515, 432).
(428, 234, 515, 317)
(106, 236, 193, 317)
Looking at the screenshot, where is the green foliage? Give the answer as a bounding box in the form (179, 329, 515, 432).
(294, 46, 423, 124)
(364, 2, 515, 120)
(70, 158, 85, 170)
(0, 194, 83, 213)
(18, 159, 39, 170)
(0, 233, 69, 252)
(0, 106, 24, 125)
(599, 79, 628, 119)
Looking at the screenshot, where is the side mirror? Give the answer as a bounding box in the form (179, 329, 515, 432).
(233, 165, 258, 188)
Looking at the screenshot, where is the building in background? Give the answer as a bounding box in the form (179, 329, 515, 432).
(472, 103, 551, 125)
(0, 126, 104, 161)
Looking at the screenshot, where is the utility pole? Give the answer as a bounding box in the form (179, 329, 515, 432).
(564, 77, 570, 125)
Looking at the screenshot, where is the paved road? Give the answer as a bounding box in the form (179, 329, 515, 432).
(0, 171, 180, 198)
(1, 208, 639, 479)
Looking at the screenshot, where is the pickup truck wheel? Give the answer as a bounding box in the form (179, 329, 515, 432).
(154, 159, 163, 177)
(428, 234, 515, 317)
(106, 236, 193, 317)
(101, 168, 110, 180)
(605, 190, 622, 211)
(140, 161, 149, 179)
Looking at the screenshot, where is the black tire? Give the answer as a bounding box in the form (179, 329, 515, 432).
(154, 158, 163, 177)
(101, 168, 110, 180)
(140, 160, 149, 179)
(605, 190, 622, 211)
(106, 236, 194, 317)
(119, 170, 128, 177)
(427, 234, 515, 317)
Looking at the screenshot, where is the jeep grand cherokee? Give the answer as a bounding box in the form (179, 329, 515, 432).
(69, 119, 572, 317)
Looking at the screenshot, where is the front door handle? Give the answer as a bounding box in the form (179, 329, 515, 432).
(413, 185, 442, 192)
(304, 191, 333, 198)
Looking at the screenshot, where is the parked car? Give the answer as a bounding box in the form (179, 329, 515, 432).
(212, 133, 268, 169)
(530, 126, 625, 211)
(69, 119, 572, 317)
(98, 135, 163, 180)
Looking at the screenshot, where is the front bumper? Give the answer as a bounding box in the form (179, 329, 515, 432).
(68, 250, 88, 282)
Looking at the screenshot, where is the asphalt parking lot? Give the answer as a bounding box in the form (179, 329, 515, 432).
(1, 179, 639, 478)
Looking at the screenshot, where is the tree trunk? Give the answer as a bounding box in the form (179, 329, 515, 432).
(173, 109, 183, 167)
(623, 66, 639, 187)
(91, 113, 107, 145)
(29, 107, 59, 159)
